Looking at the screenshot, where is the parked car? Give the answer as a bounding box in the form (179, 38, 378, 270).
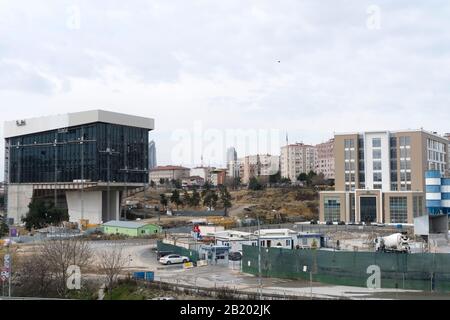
(338, 221, 346, 225)
(159, 254, 190, 265)
(229, 252, 243, 261)
(156, 250, 174, 260)
(310, 219, 318, 225)
(326, 221, 334, 225)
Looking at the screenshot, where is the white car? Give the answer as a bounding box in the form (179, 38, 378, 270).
(159, 254, 190, 265)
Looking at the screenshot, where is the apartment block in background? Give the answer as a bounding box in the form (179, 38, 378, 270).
(239, 154, 280, 184)
(319, 130, 448, 224)
(280, 143, 317, 181)
(149, 165, 190, 184)
(315, 138, 335, 180)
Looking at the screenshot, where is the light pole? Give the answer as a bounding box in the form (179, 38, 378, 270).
(80, 127, 85, 227)
(257, 212, 262, 300)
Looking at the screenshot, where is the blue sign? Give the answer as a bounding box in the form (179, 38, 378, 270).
(133, 272, 145, 280)
(133, 271, 154, 282)
(145, 272, 154, 282)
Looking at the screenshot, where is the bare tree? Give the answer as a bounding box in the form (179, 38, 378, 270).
(16, 250, 56, 297)
(41, 238, 93, 296)
(97, 245, 128, 298)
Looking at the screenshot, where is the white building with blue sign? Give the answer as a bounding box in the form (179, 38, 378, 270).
(425, 170, 450, 215)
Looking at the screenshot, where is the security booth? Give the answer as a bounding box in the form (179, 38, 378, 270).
(199, 245, 230, 265)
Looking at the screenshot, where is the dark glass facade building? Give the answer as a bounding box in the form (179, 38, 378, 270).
(7, 122, 149, 184)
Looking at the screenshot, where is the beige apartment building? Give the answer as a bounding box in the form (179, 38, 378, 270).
(315, 138, 335, 180)
(239, 154, 280, 184)
(280, 143, 317, 181)
(319, 130, 448, 224)
(149, 165, 190, 184)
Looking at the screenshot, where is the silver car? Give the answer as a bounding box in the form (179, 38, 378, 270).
(159, 254, 190, 265)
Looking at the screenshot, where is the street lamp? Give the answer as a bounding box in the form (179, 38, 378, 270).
(256, 212, 262, 300)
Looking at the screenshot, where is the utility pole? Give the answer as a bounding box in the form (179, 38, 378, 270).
(8, 244, 11, 297)
(257, 211, 262, 300)
(80, 127, 85, 226)
(54, 134, 58, 208)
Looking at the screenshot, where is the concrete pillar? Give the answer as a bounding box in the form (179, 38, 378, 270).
(6, 184, 34, 224)
(66, 190, 103, 224)
(102, 190, 120, 222)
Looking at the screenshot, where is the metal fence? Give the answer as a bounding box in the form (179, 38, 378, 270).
(242, 245, 450, 292)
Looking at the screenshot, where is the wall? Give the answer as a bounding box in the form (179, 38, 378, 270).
(66, 190, 103, 224)
(242, 245, 450, 292)
(138, 224, 162, 235)
(103, 226, 138, 237)
(6, 184, 34, 224)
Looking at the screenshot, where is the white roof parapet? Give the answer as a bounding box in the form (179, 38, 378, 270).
(4, 109, 154, 138)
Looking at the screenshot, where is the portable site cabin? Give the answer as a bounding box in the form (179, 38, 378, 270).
(102, 220, 162, 237)
(213, 230, 258, 252)
(254, 229, 323, 249)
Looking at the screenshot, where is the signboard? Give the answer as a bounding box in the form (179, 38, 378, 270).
(10, 228, 17, 237)
(145, 272, 154, 282)
(183, 262, 194, 269)
(197, 260, 208, 267)
(1, 268, 9, 280)
(4, 254, 11, 269)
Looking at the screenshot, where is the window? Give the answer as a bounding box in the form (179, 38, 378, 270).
(372, 149, 381, 159)
(373, 161, 382, 170)
(413, 196, 423, 217)
(372, 138, 381, 148)
(373, 172, 382, 182)
(390, 197, 408, 223)
(345, 139, 355, 148)
(324, 197, 341, 222)
(390, 137, 397, 148)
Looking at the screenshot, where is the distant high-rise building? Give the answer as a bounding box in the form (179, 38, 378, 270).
(315, 138, 335, 180)
(239, 154, 279, 184)
(226, 147, 239, 178)
(280, 143, 317, 181)
(149, 140, 157, 170)
(227, 147, 237, 163)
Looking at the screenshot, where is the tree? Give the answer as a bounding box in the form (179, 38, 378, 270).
(201, 181, 212, 198)
(203, 190, 218, 210)
(16, 250, 54, 297)
(170, 189, 182, 210)
(171, 179, 182, 189)
(191, 188, 201, 207)
(159, 194, 168, 211)
(159, 178, 166, 185)
(183, 190, 191, 207)
(219, 186, 232, 217)
(97, 246, 128, 298)
(280, 177, 291, 184)
(0, 217, 9, 237)
(41, 238, 93, 297)
(150, 180, 156, 188)
(22, 199, 69, 231)
(311, 172, 327, 186)
(297, 172, 309, 183)
(269, 172, 281, 184)
(248, 177, 263, 191)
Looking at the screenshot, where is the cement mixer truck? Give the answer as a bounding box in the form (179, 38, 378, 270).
(374, 233, 410, 253)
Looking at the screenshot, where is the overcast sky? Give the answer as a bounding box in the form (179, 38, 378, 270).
(1, 0, 450, 179)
